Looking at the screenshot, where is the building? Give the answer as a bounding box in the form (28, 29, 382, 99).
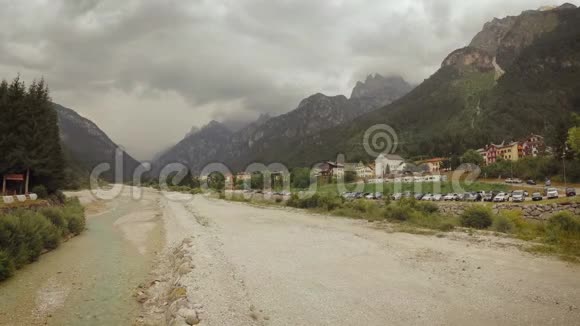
(316, 161, 344, 179)
(375, 154, 405, 178)
(520, 134, 545, 157)
(350, 162, 374, 180)
(478, 134, 546, 165)
(416, 157, 447, 173)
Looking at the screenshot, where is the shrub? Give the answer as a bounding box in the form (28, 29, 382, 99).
(31, 185, 48, 199)
(546, 212, 580, 242)
(492, 215, 516, 233)
(62, 198, 86, 235)
(0, 198, 87, 281)
(384, 205, 413, 221)
(0, 250, 14, 281)
(48, 190, 66, 204)
(416, 202, 439, 214)
(460, 205, 493, 229)
(40, 207, 68, 234)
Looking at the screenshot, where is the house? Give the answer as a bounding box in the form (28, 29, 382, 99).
(520, 134, 545, 157)
(416, 157, 447, 173)
(351, 162, 374, 180)
(317, 161, 344, 179)
(478, 134, 546, 165)
(375, 154, 405, 178)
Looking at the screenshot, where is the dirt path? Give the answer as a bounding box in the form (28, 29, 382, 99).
(155, 194, 580, 326)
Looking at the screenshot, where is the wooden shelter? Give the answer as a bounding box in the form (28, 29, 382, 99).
(2, 170, 29, 195)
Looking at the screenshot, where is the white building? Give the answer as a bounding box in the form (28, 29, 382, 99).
(375, 154, 405, 178)
(350, 162, 374, 179)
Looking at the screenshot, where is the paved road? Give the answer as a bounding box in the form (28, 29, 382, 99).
(161, 194, 580, 326)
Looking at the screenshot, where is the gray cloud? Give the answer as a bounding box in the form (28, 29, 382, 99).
(0, 0, 576, 159)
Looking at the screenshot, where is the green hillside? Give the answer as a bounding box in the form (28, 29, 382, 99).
(275, 6, 580, 167)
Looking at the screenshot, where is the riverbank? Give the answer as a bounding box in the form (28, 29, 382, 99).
(0, 187, 164, 325)
(146, 194, 580, 325)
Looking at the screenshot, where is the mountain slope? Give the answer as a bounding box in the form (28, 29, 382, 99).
(154, 74, 412, 173)
(54, 103, 141, 183)
(271, 4, 580, 166)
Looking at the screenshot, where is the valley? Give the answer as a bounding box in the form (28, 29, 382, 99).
(4, 189, 579, 325)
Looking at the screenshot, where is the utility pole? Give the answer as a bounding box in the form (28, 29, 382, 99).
(563, 145, 568, 188)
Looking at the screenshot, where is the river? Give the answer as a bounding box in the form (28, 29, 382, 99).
(0, 188, 163, 326)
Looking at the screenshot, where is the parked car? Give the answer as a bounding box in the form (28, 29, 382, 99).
(505, 178, 513, 184)
(511, 190, 525, 202)
(375, 192, 384, 200)
(526, 180, 537, 185)
(464, 192, 481, 202)
(421, 193, 433, 201)
(414, 193, 424, 200)
(532, 192, 543, 201)
(456, 193, 466, 201)
(512, 178, 523, 184)
(365, 193, 375, 199)
(483, 192, 494, 202)
(392, 193, 402, 200)
(432, 194, 443, 201)
(565, 188, 576, 197)
(443, 193, 456, 201)
(545, 187, 559, 199)
(493, 192, 509, 202)
(403, 191, 413, 198)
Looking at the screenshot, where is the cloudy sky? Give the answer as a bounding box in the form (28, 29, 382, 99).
(1, 0, 577, 159)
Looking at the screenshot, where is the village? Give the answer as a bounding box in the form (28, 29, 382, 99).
(224, 133, 578, 203)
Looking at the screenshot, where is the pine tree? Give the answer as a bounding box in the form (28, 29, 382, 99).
(0, 76, 65, 193)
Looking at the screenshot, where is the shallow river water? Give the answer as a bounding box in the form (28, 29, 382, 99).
(0, 193, 162, 325)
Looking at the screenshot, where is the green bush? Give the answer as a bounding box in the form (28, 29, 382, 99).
(62, 198, 86, 235)
(48, 190, 66, 204)
(31, 185, 48, 199)
(40, 207, 68, 234)
(384, 205, 413, 221)
(415, 202, 439, 214)
(0, 250, 14, 281)
(492, 215, 516, 233)
(546, 212, 580, 241)
(0, 198, 86, 281)
(460, 206, 493, 229)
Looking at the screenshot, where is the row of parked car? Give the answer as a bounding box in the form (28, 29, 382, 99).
(341, 188, 577, 202)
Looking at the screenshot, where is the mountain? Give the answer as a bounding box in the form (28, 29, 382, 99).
(153, 120, 233, 175)
(350, 74, 414, 113)
(54, 103, 141, 183)
(272, 4, 580, 166)
(153, 74, 412, 173)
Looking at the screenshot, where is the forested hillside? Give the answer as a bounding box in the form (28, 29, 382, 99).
(274, 5, 580, 166)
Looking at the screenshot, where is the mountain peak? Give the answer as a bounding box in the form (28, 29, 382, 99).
(203, 120, 226, 130)
(350, 74, 411, 100)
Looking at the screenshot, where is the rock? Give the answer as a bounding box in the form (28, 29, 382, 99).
(192, 303, 203, 309)
(137, 292, 149, 303)
(179, 309, 200, 325)
(178, 263, 192, 276)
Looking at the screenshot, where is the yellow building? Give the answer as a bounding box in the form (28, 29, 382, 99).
(497, 141, 521, 161)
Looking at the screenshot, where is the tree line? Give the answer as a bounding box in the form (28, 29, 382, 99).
(0, 76, 64, 193)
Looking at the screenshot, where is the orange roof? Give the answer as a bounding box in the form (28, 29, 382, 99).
(423, 157, 446, 163)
